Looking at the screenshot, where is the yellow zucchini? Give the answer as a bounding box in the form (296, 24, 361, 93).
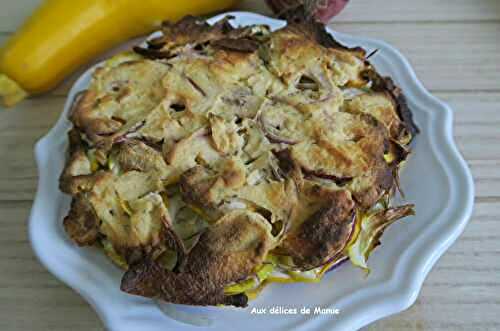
(0, 0, 239, 107)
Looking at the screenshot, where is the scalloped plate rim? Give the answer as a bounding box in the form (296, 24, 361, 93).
(28, 11, 474, 331)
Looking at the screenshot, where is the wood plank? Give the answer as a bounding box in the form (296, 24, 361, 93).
(1, 92, 497, 201)
(2, 0, 500, 33)
(2, 196, 498, 331)
(0, 201, 103, 331)
(467, 161, 500, 199)
(333, 0, 500, 23)
(2, 21, 500, 95)
(239, 0, 500, 23)
(368, 199, 500, 330)
(0, 97, 64, 201)
(0, 0, 40, 33)
(441, 92, 500, 163)
(3, 20, 500, 97)
(332, 22, 500, 91)
(0, 2, 499, 329)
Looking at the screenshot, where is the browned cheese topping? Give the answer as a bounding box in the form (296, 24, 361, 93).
(60, 10, 417, 307)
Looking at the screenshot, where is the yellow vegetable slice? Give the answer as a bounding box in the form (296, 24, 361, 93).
(224, 262, 275, 296)
(224, 278, 257, 295)
(347, 205, 414, 272)
(101, 239, 128, 270)
(87, 150, 100, 172)
(0, 74, 28, 108)
(245, 281, 269, 301)
(317, 256, 348, 277)
(119, 198, 134, 216)
(256, 264, 274, 281)
(286, 270, 322, 283)
(0, 0, 239, 106)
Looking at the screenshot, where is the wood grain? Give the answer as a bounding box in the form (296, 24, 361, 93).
(1, 196, 498, 331)
(3, 22, 500, 95)
(239, 0, 500, 23)
(333, 23, 500, 91)
(2, 0, 500, 32)
(0, 202, 103, 331)
(0, 1, 499, 331)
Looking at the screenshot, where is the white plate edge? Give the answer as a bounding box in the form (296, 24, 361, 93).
(27, 11, 475, 331)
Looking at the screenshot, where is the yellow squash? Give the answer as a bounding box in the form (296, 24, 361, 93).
(0, 0, 239, 107)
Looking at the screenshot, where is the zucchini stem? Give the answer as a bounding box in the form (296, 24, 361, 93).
(0, 73, 28, 108)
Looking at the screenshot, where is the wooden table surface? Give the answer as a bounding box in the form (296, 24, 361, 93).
(1, 1, 499, 330)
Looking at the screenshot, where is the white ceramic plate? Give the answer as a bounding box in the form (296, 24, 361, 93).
(29, 12, 474, 331)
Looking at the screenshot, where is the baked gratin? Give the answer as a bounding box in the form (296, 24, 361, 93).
(60, 11, 418, 308)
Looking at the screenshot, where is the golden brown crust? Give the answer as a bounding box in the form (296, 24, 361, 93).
(278, 6, 366, 57)
(344, 92, 408, 142)
(137, 15, 269, 60)
(59, 129, 93, 193)
(60, 11, 417, 307)
(121, 258, 249, 307)
(115, 139, 170, 177)
(121, 210, 273, 307)
(63, 194, 99, 246)
(361, 69, 419, 138)
(70, 59, 170, 145)
(282, 189, 355, 269)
